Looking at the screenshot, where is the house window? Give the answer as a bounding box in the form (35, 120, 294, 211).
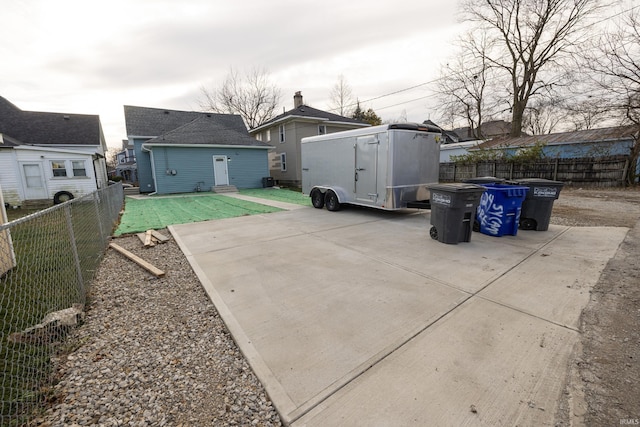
(318, 125, 326, 135)
(72, 160, 87, 177)
(256, 133, 262, 141)
(280, 153, 287, 171)
(51, 161, 67, 177)
(266, 129, 271, 142)
(279, 124, 285, 143)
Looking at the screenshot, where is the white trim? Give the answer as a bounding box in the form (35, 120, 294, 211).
(14, 145, 100, 156)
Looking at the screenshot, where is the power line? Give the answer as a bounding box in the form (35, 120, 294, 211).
(325, 4, 640, 117)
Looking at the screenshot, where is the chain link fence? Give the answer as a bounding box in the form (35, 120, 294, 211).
(0, 184, 124, 425)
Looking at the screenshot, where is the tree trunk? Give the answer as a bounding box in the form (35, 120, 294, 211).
(511, 101, 526, 137)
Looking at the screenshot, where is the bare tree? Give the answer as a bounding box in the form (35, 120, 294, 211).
(435, 32, 502, 139)
(582, 7, 640, 183)
(565, 96, 611, 130)
(200, 67, 281, 130)
(523, 96, 567, 134)
(461, 0, 603, 137)
(329, 75, 355, 117)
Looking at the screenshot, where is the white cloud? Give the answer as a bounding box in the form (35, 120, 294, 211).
(1, 0, 462, 148)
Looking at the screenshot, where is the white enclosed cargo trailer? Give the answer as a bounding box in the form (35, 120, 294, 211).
(301, 123, 442, 211)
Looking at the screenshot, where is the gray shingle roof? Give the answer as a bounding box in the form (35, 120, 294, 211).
(124, 105, 248, 137)
(144, 115, 271, 148)
(254, 104, 367, 131)
(476, 125, 638, 149)
(0, 95, 103, 146)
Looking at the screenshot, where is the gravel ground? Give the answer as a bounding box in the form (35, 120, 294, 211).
(35, 187, 640, 426)
(36, 235, 282, 427)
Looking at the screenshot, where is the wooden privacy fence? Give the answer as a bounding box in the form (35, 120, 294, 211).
(439, 155, 631, 187)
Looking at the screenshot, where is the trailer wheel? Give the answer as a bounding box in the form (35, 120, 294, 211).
(325, 190, 341, 212)
(53, 191, 74, 204)
(310, 189, 325, 209)
(520, 218, 537, 230)
(429, 226, 438, 240)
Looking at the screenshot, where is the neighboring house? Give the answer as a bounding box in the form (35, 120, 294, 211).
(115, 139, 138, 184)
(453, 120, 514, 142)
(0, 96, 108, 207)
(473, 125, 640, 179)
(474, 125, 638, 158)
(440, 140, 483, 162)
(124, 105, 272, 195)
(249, 92, 369, 187)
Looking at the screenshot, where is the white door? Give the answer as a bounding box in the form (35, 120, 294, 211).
(213, 156, 229, 186)
(21, 163, 48, 199)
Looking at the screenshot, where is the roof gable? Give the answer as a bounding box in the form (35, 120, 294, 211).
(251, 104, 368, 133)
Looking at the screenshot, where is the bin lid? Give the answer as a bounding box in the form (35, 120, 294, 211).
(428, 183, 486, 193)
(463, 176, 506, 184)
(511, 178, 564, 186)
(481, 183, 529, 197)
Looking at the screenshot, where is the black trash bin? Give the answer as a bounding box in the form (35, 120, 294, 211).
(261, 177, 275, 188)
(510, 178, 564, 231)
(428, 183, 486, 244)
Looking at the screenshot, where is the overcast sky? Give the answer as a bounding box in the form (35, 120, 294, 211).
(1, 0, 465, 149)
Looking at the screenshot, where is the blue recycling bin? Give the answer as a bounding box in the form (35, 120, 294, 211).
(476, 184, 529, 237)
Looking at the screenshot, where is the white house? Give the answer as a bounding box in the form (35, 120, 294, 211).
(0, 96, 108, 206)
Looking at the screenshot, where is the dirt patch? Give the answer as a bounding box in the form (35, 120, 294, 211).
(551, 186, 640, 425)
(551, 187, 640, 228)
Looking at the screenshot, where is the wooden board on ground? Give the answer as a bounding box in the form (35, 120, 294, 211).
(137, 229, 170, 247)
(109, 243, 165, 277)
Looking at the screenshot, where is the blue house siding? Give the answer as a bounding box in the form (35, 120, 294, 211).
(150, 146, 269, 195)
(501, 140, 635, 159)
(134, 138, 155, 193)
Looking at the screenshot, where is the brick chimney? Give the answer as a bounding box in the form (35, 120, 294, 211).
(294, 91, 303, 108)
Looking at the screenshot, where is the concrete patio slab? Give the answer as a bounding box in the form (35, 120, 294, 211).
(295, 297, 578, 426)
(169, 206, 628, 426)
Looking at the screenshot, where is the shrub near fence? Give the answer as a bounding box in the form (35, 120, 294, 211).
(439, 155, 631, 187)
(0, 184, 123, 425)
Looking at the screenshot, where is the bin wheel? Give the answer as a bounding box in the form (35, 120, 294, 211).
(310, 189, 325, 209)
(325, 190, 341, 212)
(472, 220, 480, 232)
(520, 218, 537, 230)
(429, 226, 438, 240)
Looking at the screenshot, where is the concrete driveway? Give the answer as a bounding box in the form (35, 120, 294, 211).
(169, 203, 627, 426)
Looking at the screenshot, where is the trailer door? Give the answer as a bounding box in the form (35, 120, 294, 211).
(354, 134, 379, 203)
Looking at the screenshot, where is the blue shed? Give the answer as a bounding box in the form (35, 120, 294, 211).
(124, 106, 271, 194)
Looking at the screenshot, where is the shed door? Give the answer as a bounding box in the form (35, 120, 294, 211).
(354, 135, 378, 203)
(21, 163, 48, 199)
(213, 156, 229, 186)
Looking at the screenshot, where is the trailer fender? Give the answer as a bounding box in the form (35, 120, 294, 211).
(311, 186, 349, 204)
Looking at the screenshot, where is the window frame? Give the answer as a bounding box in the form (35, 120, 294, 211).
(72, 160, 87, 177)
(51, 160, 68, 178)
(318, 124, 326, 135)
(280, 153, 287, 172)
(279, 124, 285, 143)
(50, 159, 89, 178)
